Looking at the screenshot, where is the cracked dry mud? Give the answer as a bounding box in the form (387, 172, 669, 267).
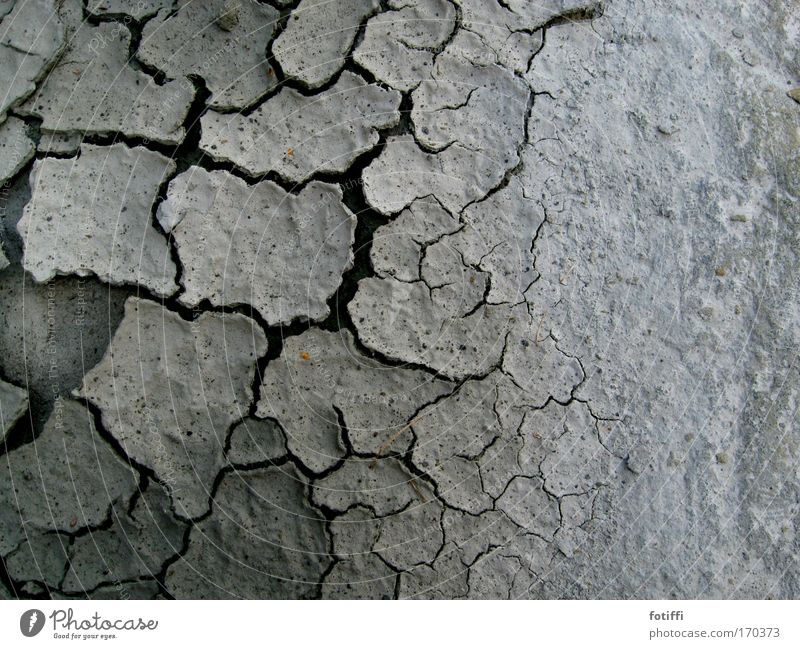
(0, 0, 798, 600)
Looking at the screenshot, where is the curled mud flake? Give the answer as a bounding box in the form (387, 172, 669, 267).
(138, 0, 279, 110)
(18, 0, 192, 144)
(199, 72, 401, 183)
(17, 143, 178, 297)
(158, 167, 356, 325)
(273, 0, 381, 89)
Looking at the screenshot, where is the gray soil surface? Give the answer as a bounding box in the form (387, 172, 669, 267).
(0, 0, 798, 599)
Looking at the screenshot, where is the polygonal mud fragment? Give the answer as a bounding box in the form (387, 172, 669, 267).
(531, 401, 618, 497)
(0, 377, 27, 442)
(397, 542, 469, 599)
(165, 465, 329, 598)
(19, 0, 193, 144)
(0, 0, 65, 121)
(501, 332, 584, 406)
(158, 167, 355, 325)
(321, 554, 396, 599)
(4, 533, 71, 588)
(362, 136, 508, 216)
(312, 457, 422, 516)
(138, 0, 279, 110)
(374, 499, 444, 571)
(227, 416, 287, 466)
(349, 276, 520, 379)
(495, 475, 560, 538)
(0, 117, 35, 185)
(361, 26, 530, 214)
(0, 397, 138, 556)
(457, 0, 549, 73)
(496, 0, 598, 29)
(411, 46, 529, 157)
(327, 496, 443, 573)
(79, 297, 267, 519)
(87, 0, 173, 20)
(353, 0, 456, 91)
(17, 143, 178, 297)
(37, 130, 81, 156)
(199, 72, 401, 183)
(442, 508, 520, 565)
(62, 481, 186, 593)
(329, 507, 382, 558)
(370, 198, 462, 282)
(257, 328, 452, 472)
(436, 183, 545, 304)
(467, 550, 533, 598)
(273, 0, 380, 89)
(411, 375, 502, 513)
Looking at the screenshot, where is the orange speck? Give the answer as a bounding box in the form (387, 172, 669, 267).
(69, 515, 78, 528)
(287, 147, 294, 156)
(300, 351, 311, 360)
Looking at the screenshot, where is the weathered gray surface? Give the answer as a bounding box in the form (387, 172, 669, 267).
(0, 0, 797, 601)
(138, 0, 279, 110)
(79, 297, 267, 519)
(19, 0, 193, 144)
(17, 143, 178, 297)
(158, 167, 356, 325)
(199, 72, 401, 182)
